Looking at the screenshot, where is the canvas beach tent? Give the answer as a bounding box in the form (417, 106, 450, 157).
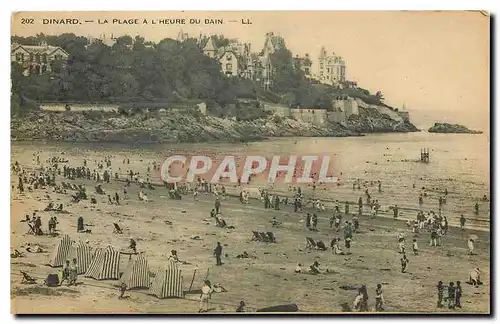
(68, 240, 94, 274)
(119, 253, 151, 289)
(84, 245, 121, 280)
(149, 261, 184, 298)
(48, 234, 72, 267)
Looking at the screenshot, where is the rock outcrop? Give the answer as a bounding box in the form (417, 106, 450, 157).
(346, 107, 419, 133)
(11, 105, 420, 143)
(428, 123, 483, 134)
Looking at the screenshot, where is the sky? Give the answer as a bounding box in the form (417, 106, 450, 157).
(11, 11, 490, 129)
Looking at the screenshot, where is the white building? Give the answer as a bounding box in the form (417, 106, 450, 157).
(317, 46, 346, 86)
(11, 42, 69, 76)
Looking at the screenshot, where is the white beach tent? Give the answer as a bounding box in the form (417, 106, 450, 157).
(67, 240, 94, 274)
(84, 245, 121, 280)
(47, 234, 72, 267)
(119, 253, 151, 289)
(149, 260, 183, 298)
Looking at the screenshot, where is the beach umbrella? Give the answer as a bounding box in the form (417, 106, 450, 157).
(469, 234, 478, 241)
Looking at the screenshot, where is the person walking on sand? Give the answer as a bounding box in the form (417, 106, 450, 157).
(214, 242, 223, 266)
(460, 215, 466, 230)
(437, 281, 444, 308)
(199, 280, 213, 313)
(401, 254, 409, 273)
(474, 202, 479, 215)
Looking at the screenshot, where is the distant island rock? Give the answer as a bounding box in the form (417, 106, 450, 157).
(428, 123, 483, 134)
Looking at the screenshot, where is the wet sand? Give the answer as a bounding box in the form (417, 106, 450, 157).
(10, 160, 490, 314)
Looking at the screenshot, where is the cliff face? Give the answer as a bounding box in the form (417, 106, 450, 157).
(428, 123, 483, 134)
(11, 111, 359, 143)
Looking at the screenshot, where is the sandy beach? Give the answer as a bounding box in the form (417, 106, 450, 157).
(10, 145, 490, 314)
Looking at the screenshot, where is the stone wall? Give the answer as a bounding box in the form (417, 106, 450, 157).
(291, 108, 328, 127)
(40, 104, 120, 112)
(263, 103, 291, 117)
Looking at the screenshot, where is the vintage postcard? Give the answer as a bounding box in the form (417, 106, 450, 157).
(10, 11, 490, 314)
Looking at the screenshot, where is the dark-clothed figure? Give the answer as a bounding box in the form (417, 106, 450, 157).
(448, 282, 456, 309)
(455, 281, 462, 308)
(437, 281, 444, 308)
(215, 199, 221, 214)
(401, 254, 409, 273)
(214, 242, 223, 266)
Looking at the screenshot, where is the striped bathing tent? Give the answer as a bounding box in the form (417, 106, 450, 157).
(119, 254, 150, 289)
(84, 246, 121, 280)
(149, 261, 183, 298)
(67, 241, 94, 274)
(48, 234, 72, 267)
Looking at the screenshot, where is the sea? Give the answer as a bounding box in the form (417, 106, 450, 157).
(11, 131, 490, 231)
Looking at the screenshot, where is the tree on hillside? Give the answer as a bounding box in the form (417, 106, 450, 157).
(270, 47, 303, 94)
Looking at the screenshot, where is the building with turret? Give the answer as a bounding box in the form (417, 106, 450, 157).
(316, 47, 346, 86)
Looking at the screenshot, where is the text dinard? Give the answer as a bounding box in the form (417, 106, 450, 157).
(42, 18, 226, 25)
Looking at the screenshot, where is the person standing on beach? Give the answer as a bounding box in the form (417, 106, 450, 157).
(455, 281, 462, 308)
(215, 198, 221, 214)
(198, 280, 213, 313)
(375, 283, 384, 311)
(312, 213, 318, 230)
(460, 215, 466, 231)
(412, 239, 419, 255)
(418, 194, 423, 210)
(430, 228, 438, 247)
(474, 202, 479, 215)
(214, 242, 223, 266)
(345, 237, 352, 255)
(393, 205, 399, 219)
(345, 201, 349, 215)
(437, 281, 444, 308)
(447, 282, 456, 309)
(468, 238, 475, 255)
(400, 254, 409, 273)
(378, 181, 382, 193)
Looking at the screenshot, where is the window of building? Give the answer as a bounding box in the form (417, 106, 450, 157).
(226, 55, 232, 61)
(42, 54, 48, 64)
(226, 63, 233, 71)
(21, 54, 24, 62)
(320, 64, 324, 69)
(327, 68, 330, 73)
(41, 65, 47, 73)
(29, 53, 34, 62)
(35, 53, 41, 63)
